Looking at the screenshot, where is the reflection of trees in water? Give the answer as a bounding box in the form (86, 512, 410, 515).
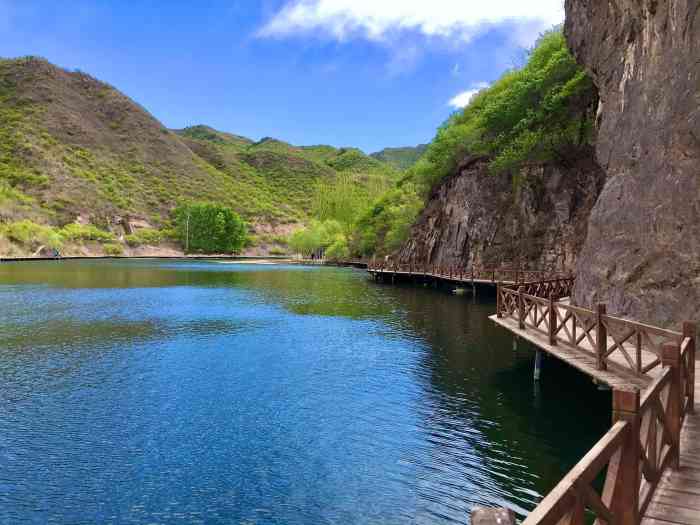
(0, 261, 612, 517)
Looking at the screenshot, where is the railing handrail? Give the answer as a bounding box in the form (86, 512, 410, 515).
(522, 420, 629, 525)
(496, 277, 696, 525)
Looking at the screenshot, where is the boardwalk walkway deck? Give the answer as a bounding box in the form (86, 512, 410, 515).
(642, 380, 700, 525)
(366, 265, 698, 523)
(491, 280, 697, 524)
(490, 306, 660, 391)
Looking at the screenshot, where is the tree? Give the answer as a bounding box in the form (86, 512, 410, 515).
(174, 202, 247, 254)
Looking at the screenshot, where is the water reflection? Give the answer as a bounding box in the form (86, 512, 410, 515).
(0, 261, 609, 524)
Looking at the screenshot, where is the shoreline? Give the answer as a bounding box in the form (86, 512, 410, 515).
(0, 255, 368, 268)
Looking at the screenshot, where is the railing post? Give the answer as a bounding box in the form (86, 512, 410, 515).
(548, 293, 557, 346)
(518, 286, 525, 330)
(596, 303, 607, 371)
(663, 342, 682, 469)
(604, 389, 640, 525)
(683, 321, 696, 413)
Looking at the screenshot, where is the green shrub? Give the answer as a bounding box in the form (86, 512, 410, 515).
(268, 247, 288, 256)
(61, 223, 115, 242)
(103, 243, 123, 256)
(4, 220, 63, 250)
(125, 228, 163, 247)
(325, 237, 350, 260)
(173, 202, 248, 254)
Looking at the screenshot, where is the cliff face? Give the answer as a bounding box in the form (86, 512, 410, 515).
(397, 151, 605, 272)
(565, 0, 700, 326)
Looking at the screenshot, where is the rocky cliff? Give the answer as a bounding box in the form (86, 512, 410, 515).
(397, 150, 605, 272)
(565, 0, 700, 326)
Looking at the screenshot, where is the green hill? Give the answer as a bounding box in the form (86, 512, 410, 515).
(0, 56, 397, 255)
(370, 145, 427, 170)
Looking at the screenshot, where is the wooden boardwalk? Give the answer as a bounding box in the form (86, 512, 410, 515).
(367, 262, 567, 288)
(367, 266, 698, 524)
(490, 305, 660, 391)
(491, 280, 697, 525)
(642, 381, 700, 525)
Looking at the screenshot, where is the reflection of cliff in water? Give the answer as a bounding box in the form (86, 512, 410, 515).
(360, 283, 611, 517)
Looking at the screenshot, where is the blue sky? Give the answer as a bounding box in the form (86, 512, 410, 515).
(0, 0, 563, 153)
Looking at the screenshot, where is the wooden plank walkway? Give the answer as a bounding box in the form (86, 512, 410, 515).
(642, 378, 700, 525)
(489, 283, 697, 524)
(370, 268, 515, 286)
(490, 306, 661, 391)
(493, 305, 700, 523)
(367, 267, 698, 522)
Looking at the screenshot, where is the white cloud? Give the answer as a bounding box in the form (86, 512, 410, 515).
(449, 82, 490, 109)
(258, 0, 563, 46)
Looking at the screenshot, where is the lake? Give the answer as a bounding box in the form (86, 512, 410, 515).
(0, 260, 610, 524)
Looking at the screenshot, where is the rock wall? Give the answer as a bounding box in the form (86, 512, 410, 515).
(397, 151, 605, 272)
(565, 0, 700, 326)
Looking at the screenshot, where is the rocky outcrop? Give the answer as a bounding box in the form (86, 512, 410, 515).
(397, 151, 605, 272)
(565, 0, 700, 326)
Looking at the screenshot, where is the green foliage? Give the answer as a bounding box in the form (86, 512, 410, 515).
(288, 220, 347, 258)
(312, 173, 389, 227)
(370, 145, 427, 170)
(125, 228, 163, 247)
(174, 202, 248, 254)
(3, 220, 63, 250)
(352, 184, 423, 256)
(351, 29, 596, 256)
(325, 237, 350, 260)
(60, 223, 115, 242)
(412, 30, 595, 191)
(103, 243, 124, 256)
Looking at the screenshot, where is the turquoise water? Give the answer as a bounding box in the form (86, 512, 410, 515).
(0, 260, 610, 524)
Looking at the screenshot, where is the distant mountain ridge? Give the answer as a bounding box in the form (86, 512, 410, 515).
(0, 57, 397, 240)
(370, 145, 427, 170)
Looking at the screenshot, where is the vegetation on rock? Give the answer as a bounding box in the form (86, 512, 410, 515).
(352, 30, 597, 257)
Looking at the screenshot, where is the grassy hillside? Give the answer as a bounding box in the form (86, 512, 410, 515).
(370, 145, 427, 170)
(0, 56, 397, 255)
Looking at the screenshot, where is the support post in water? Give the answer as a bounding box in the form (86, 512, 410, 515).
(512, 337, 518, 352)
(548, 293, 557, 345)
(517, 286, 525, 329)
(533, 350, 543, 381)
(496, 282, 502, 318)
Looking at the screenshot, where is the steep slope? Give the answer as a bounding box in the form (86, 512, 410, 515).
(565, 0, 700, 326)
(0, 57, 396, 254)
(370, 145, 427, 170)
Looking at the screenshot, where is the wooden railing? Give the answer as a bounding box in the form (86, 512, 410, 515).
(523, 332, 695, 525)
(497, 284, 683, 376)
(497, 278, 697, 524)
(367, 261, 567, 284)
